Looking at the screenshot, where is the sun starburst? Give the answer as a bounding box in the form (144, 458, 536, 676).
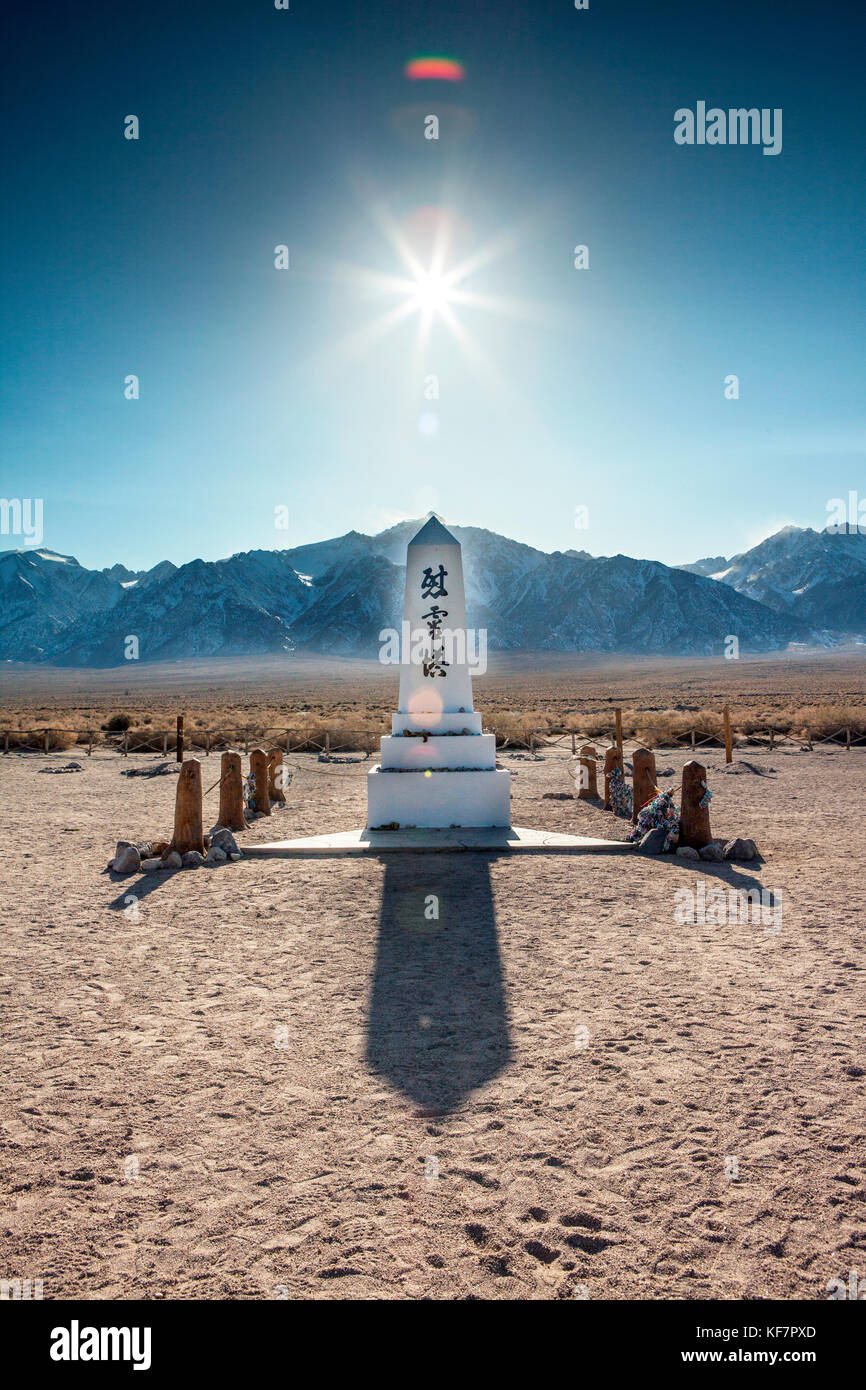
(320, 196, 544, 371)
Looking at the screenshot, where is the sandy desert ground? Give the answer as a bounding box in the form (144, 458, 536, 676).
(1, 741, 864, 1300)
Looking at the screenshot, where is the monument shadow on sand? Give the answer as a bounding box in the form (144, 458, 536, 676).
(366, 855, 511, 1112)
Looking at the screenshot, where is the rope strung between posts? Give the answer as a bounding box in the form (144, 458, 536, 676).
(200, 763, 299, 800)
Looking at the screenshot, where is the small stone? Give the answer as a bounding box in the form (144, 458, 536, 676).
(182, 851, 205, 869)
(638, 826, 667, 855)
(205, 846, 227, 865)
(140, 857, 162, 873)
(676, 846, 700, 859)
(229, 851, 242, 861)
(210, 827, 240, 857)
(699, 841, 726, 862)
(162, 851, 183, 870)
(112, 844, 141, 875)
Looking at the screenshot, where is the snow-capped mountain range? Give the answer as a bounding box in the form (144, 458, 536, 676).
(1, 521, 863, 667)
(679, 524, 866, 631)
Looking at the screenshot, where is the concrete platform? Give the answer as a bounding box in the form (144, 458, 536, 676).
(367, 764, 511, 828)
(379, 732, 497, 771)
(392, 711, 482, 735)
(243, 825, 636, 858)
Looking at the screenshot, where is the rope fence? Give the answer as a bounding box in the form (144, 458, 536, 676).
(2, 712, 865, 759)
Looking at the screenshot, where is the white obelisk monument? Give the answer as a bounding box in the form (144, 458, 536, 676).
(366, 517, 511, 829)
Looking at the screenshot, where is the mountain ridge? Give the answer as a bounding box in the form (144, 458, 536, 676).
(1, 521, 862, 668)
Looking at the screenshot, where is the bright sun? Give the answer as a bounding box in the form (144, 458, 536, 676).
(409, 271, 453, 317)
(325, 200, 541, 376)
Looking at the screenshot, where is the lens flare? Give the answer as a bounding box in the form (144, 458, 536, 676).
(405, 56, 465, 82)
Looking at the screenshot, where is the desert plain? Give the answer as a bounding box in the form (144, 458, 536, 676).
(0, 652, 864, 1300)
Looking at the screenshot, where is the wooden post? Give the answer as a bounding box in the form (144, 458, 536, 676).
(603, 745, 624, 810)
(87, 732, 93, 756)
(571, 731, 576, 755)
(171, 757, 204, 855)
(285, 730, 290, 754)
(577, 745, 598, 800)
(769, 727, 775, 751)
(679, 760, 712, 849)
(124, 731, 129, 756)
(846, 726, 852, 751)
(162, 732, 168, 756)
(324, 731, 331, 759)
(614, 708, 623, 760)
(631, 747, 657, 824)
(723, 704, 733, 764)
(249, 748, 271, 816)
(217, 751, 247, 832)
(176, 714, 184, 763)
(268, 748, 287, 804)
(690, 728, 696, 752)
(529, 733, 535, 758)
(44, 729, 50, 753)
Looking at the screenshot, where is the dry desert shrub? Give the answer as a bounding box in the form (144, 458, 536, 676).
(486, 711, 551, 748)
(287, 718, 384, 754)
(235, 722, 268, 742)
(1, 728, 79, 751)
(790, 704, 866, 740)
(102, 712, 132, 732)
(74, 730, 102, 748)
(632, 707, 724, 749)
(121, 727, 171, 753)
(735, 712, 778, 735)
(45, 729, 80, 752)
(563, 711, 615, 739)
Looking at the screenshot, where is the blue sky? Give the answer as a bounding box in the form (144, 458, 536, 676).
(2, 0, 864, 572)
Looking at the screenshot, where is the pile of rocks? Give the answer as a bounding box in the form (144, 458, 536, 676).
(110, 827, 242, 876)
(676, 837, 760, 862)
(638, 830, 760, 860)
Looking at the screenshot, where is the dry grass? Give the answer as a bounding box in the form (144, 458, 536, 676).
(486, 711, 552, 748)
(789, 704, 866, 740)
(631, 708, 724, 749)
(2, 702, 865, 754)
(1, 651, 865, 753)
(0, 729, 79, 752)
(286, 720, 381, 754)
